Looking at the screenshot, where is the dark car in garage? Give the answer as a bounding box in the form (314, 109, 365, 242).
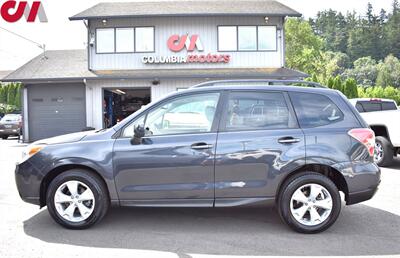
(0, 114, 22, 139)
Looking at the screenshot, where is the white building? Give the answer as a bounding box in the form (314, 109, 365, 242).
(3, 0, 306, 142)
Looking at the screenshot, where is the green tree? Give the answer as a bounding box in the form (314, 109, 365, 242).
(321, 51, 350, 78)
(344, 78, 358, 98)
(0, 85, 6, 104)
(343, 57, 378, 86)
(376, 54, 400, 87)
(14, 84, 21, 108)
(6, 83, 16, 106)
(285, 18, 325, 75)
(327, 76, 335, 88)
(332, 76, 343, 92)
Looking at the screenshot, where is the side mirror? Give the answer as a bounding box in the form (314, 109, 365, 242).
(132, 124, 145, 145)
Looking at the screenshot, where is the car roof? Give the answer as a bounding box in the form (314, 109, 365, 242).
(182, 84, 338, 95)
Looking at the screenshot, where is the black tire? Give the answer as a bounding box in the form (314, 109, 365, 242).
(2, 135, 8, 140)
(278, 172, 341, 234)
(375, 136, 394, 167)
(46, 169, 109, 229)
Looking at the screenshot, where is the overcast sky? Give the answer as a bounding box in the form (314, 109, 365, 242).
(0, 0, 394, 71)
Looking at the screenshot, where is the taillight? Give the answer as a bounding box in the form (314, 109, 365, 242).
(348, 128, 375, 156)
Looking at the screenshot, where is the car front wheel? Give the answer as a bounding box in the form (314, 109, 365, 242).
(278, 172, 341, 234)
(46, 169, 109, 229)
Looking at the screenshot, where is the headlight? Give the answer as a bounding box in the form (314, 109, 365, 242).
(20, 144, 45, 163)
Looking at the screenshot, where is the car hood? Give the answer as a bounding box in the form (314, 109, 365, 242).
(34, 131, 96, 145)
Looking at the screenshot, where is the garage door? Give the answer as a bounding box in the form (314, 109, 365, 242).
(28, 83, 86, 141)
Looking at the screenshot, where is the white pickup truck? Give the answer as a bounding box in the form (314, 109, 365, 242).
(349, 98, 400, 166)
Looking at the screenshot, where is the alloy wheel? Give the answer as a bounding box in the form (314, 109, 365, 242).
(374, 142, 384, 164)
(289, 183, 333, 226)
(54, 180, 95, 222)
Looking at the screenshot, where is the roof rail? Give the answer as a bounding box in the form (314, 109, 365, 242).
(191, 79, 327, 89)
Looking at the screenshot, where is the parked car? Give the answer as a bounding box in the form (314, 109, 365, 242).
(15, 80, 380, 233)
(0, 114, 22, 139)
(349, 98, 400, 167)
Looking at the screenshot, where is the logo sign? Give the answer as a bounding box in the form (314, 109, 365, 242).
(167, 34, 204, 52)
(1, 1, 48, 23)
(142, 33, 230, 65)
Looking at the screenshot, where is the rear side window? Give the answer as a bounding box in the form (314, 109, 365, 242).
(224, 91, 297, 130)
(289, 92, 344, 128)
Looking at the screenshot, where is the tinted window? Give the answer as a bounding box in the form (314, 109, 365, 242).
(290, 92, 344, 128)
(381, 101, 397, 111)
(360, 102, 381, 112)
(224, 92, 296, 130)
(355, 103, 365, 112)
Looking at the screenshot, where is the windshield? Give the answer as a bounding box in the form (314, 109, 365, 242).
(1, 114, 21, 123)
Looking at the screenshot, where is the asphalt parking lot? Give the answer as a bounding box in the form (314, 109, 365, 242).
(0, 138, 399, 258)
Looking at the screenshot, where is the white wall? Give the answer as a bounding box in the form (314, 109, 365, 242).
(89, 16, 284, 70)
(85, 78, 204, 129)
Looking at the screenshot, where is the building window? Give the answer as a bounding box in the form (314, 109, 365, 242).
(238, 26, 257, 51)
(116, 28, 134, 53)
(218, 25, 277, 52)
(258, 26, 277, 51)
(96, 28, 115, 53)
(218, 26, 237, 51)
(135, 27, 154, 52)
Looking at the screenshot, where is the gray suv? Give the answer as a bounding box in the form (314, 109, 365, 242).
(15, 80, 380, 233)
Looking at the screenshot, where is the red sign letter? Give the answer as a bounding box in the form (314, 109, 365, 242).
(1, 0, 26, 23)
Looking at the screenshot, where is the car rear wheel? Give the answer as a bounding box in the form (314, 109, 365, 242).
(1, 135, 8, 140)
(374, 136, 394, 167)
(46, 169, 109, 229)
(278, 172, 341, 234)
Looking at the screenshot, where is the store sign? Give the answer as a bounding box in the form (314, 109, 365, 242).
(142, 34, 230, 64)
(167, 34, 204, 52)
(0, 1, 47, 23)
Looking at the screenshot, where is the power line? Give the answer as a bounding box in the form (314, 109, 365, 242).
(0, 26, 46, 56)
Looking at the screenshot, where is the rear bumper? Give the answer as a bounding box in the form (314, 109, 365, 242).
(0, 128, 20, 136)
(339, 161, 381, 205)
(347, 185, 379, 205)
(15, 161, 41, 206)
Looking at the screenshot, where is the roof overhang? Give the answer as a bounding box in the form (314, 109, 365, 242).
(69, 12, 301, 21)
(4, 68, 308, 84)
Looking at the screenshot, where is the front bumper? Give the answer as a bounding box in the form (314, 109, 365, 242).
(15, 161, 42, 206)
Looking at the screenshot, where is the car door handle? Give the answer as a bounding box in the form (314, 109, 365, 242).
(278, 137, 301, 144)
(191, 143, 213, 150)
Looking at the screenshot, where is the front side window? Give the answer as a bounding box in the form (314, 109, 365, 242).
(116, 28, 134, 53)
(238, 26, 257, 51)
(135, 27, 154, 52)
(289, 92, 344, 128)
(122, 93, 220, 137)
(224, 92, 295, 130)
(96, 28, 115, 53)
(122, 115, 145, 138)
(144, 93, 220, 136)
